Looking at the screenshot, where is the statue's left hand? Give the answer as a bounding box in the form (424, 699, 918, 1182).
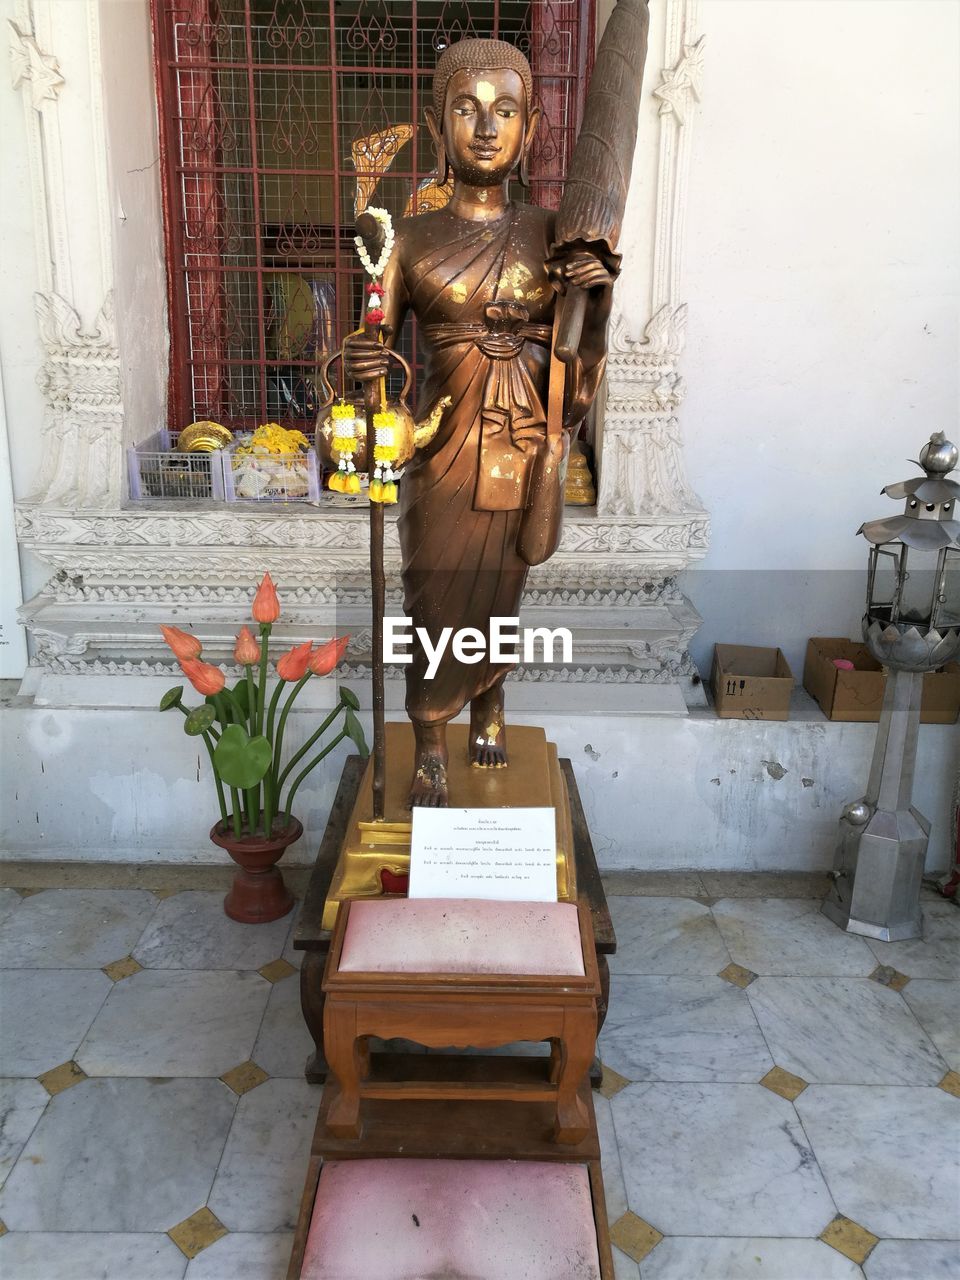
(560, 251, 617, 293)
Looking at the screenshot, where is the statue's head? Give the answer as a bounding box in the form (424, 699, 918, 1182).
(426, 39, 540, 188)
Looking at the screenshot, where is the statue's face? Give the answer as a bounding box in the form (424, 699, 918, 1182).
(442, 67, 527, 186)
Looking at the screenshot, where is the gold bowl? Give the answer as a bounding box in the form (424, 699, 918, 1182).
(178, 421, 233, 453)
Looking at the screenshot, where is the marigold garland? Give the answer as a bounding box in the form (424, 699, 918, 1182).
(327, 401, 362, 494)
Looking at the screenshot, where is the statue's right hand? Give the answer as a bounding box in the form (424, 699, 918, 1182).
(343, 334, 392, 385)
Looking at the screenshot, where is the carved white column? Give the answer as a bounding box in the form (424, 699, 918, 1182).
(9, 2, 123, 509)
(596, 0, 707, 545)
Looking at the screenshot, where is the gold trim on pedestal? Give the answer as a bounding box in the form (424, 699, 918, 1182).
(321, 723, 576, 930)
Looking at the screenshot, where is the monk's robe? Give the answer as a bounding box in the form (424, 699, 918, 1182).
(397, 202, 602, 725)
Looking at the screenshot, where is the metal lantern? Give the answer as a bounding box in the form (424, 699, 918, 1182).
(822, 432, 960, 941)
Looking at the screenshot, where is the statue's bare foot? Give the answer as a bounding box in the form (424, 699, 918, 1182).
(408, 722, 449, 808)
(469, 690, 508, 769)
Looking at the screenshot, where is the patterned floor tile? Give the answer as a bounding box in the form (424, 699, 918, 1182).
(0, 1081, 48, 1189)
(168, 1206, 228, 1259)
(711, 899, 877, 976)
(747, 977, 947, 1084)
(760, 1066, 808, 1101)
(208, 1078, 317, 1232)
(608, 898, 731, 976)
(796, 1085, 959, 1239)
(864, 1239, 960, 1278)
(609, 1210, 663, 1262)
(0, 1078, 235, 1231)
(598, 1063, 630, 1099)
(869, 963, 911, 992)
(220, 1062, 269, 1097)
(258, 958, 296, 984)
(900, 979, 960, 1067)
(0, 890, 157, 968)
(250, 975, 314, 1079)
(820, 1213, 879, 1264)
(76, 970, 269, 1078)
(611, 1082, 835, 1237)
(102, 955, 143, 982)
(641, 1237, 862, 1279)
(600, 976, 773, 1082)
(866, 899, 960, 980)
(0, 970, 111, 1076)
(0, 1232, 187, 1279)
(717, 962, 757, 988)
(183, 1231, 294, 1279)
(133, 892, 292, 971)
(37, 1060, 86, 1096)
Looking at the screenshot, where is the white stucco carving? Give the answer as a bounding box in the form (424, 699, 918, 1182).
(652, 34, 705, 124)
(29, 291, 123, 507)
(8, 19, 63, 108)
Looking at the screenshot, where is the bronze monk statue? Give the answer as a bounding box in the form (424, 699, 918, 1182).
(345, 38, 625, 808)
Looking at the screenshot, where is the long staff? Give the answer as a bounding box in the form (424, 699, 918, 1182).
(355, 211, 391, 820)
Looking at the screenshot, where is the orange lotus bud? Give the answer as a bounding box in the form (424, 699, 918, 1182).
(276, 640, 313, 682)
(160, 624, 202, 663)
(251, 572, 280, 624)
(234, 626, 261, 665)
(307, 635, 350, 677)
(180, 657, 226, 696)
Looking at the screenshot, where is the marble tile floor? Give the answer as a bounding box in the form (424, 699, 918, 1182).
(0, 876, 956, 1279)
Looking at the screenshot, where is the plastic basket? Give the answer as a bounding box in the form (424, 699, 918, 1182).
(224, 441, 321, 503)
(127, 430, 227, 501)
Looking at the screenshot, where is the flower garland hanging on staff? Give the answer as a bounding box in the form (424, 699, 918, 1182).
(354, 207, 400, 506)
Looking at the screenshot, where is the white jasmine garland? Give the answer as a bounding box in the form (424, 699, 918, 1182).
(354, 207, 395, 279)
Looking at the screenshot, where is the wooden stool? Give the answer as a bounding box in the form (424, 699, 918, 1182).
(322, 897, 601, 1144)
(297, 1157, 608, 1279)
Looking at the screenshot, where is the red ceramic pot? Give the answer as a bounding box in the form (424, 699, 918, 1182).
(210, 816, 301, 924)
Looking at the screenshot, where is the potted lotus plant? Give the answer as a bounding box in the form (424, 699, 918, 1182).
(159, 572, 367, 923)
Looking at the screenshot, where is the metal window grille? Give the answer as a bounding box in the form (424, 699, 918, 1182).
(152, 0, 595, 433)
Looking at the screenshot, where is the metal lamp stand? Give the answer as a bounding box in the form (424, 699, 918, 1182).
(823, 669, 929, 941)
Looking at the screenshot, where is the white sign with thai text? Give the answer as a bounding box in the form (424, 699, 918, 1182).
(409, 807, 558, 902)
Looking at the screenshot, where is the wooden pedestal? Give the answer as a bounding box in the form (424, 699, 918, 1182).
(294, 756, 616, 1085)
(320, 723, 576, 930)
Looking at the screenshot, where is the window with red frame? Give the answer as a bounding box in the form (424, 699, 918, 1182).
(152, 0, 594, 434)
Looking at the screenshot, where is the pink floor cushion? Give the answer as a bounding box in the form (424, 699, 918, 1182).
(301, 1158, 601, 1280)
(338, 898, 585, 977)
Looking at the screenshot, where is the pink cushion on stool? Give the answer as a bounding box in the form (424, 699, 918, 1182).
(338, 898, 585, 977)
(301, 1158, 601, 1280)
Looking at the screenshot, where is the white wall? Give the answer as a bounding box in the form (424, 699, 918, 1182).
(680, 0, 959, 665)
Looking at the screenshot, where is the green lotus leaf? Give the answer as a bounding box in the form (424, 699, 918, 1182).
(213, 723, 273, 789)
(230, 679, 258, 718)
(184, 704, 217, 736)
(343, 707, 369, 759)
(340, 686, 360, 711)
(159, 686, 184, 711)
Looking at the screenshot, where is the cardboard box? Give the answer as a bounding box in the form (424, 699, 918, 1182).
(711, 644, 794, 721)
(803, 637, 960, 724)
